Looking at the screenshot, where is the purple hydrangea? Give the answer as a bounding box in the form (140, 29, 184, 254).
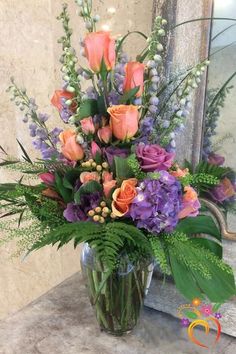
(129, 171, 182, 234)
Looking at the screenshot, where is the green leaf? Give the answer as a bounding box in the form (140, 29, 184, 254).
(176, 215, 221, 241)
(183, 310, 198, 320)
(74, 181, 102, 204)
(212, 303, 222, 312)
(114, 156, 134, 180)
(173, 17, 236, 30)
(190, 238, 222, 259)
(55, 173, 72, 203)
(78, 99, 98, 119)
(119, 87, 140, 104)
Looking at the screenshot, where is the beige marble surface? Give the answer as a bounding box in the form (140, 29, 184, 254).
(0, 0, 153, 320)
(0, 273, 235, 354)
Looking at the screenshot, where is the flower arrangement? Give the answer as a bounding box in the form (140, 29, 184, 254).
(0, 1, 235, 335)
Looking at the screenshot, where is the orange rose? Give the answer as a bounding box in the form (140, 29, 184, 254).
(59, 129, 84, 161)
(112, 178, 137, 217)
(84, 31, 116, 73)
(107, 105, 139, 141)
(51, 90, 75, 111)
(123, 62, 145, 97)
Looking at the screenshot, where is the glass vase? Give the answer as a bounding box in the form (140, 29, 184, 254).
(81, 243, 154, 336)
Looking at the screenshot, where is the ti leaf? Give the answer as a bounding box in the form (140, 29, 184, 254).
(176, 215, 221, 241)
(114, 156, 134, 180)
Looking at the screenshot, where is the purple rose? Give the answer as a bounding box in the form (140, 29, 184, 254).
(104, 146, 130, 166)
(136, 143, 175, 172)
(209, 177, 236, 203)
(208, 153, 225, 166)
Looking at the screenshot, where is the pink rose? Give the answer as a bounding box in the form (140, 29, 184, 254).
(80, 117, 95, 135)
(91, 141, 102, 158)
(39, 172, 55, 185)
(98, 126, 112, 143)
(102, 171, 113, 183)
(136, 143, 175, 172)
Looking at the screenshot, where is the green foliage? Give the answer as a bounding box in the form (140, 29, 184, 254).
(55, 172, 73, 203)
(127, 154, 146, 180)
(29, 221, 152, 271)
(119, 87, 140, 104)
(78, 99, 99, 119)
(195, 160, 231, 179)
(163, 232, 235, 302)
(149, 236, 171, 275)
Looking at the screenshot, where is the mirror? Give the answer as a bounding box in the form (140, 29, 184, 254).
(204, 0, 236, 231)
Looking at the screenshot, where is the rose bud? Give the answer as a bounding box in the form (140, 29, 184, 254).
(123, 62, 145, 97)
(59, 129, 84, 161)
(98, 126, 112, 143)
(80, 117, 95, 135)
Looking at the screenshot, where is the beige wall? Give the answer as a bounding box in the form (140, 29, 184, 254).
(0, 0, 153, 319)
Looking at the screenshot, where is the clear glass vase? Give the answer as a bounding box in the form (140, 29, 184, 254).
(81, 243, 154, 336)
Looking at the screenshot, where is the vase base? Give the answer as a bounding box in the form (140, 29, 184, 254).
(100, 327, 134, 336)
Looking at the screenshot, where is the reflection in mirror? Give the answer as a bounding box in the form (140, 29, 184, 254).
(203, 0, 236, 229)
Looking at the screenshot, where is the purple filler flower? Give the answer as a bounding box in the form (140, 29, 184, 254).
(130, 171, 182, 234)
(181, 318, 191, 327)
(214, 313, 222, 320)
(136, 143, 175, 172)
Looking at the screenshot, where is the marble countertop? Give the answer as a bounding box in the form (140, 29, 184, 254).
(0, 273, 235, 354)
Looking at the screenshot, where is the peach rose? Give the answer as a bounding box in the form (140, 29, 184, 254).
(112, 178, 137, 217)
(59, 129, 84, 161)
(178, 186, 201, 219)
(98, 125, 112, 143)
(107, 105, 139, 141)
(51, 90, 75, 111)
(80, 117, 95, 135)
(103, 180, 117, 198)
(102, 171, 113, 183)
(80, 172, 100, 184)
(123, 62, 145, 97)
(84, 31, 115, 73)
(170, 166, 189, 178)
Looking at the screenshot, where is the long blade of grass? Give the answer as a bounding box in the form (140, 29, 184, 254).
(212, 24, 236, 42)
(17, 139, 33, 164)
(207, 71, 236, 114)
(210, 41, 236, 57)
(173, 17, 236, 30)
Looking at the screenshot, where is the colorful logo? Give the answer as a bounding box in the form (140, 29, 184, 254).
(177, 298, 222, 349)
